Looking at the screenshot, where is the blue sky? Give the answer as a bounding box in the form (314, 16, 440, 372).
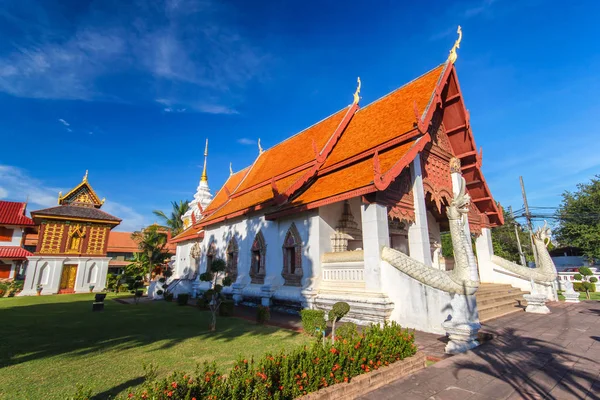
(0, 0, 599, 231)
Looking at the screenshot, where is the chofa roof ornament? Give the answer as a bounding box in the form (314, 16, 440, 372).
(353, 77, 361, 105)
(258, 138, 264, 154)
(448, 26, 462, 64)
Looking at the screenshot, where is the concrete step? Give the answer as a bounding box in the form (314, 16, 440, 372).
(476, 288, 526, 298)
(477, 298, 526, 322)
(477, 293, 527, 307)
(479, 304, 525, 322)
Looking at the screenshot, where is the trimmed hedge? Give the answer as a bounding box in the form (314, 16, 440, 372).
(301, 309, 326, 337)
(574, 282, 596, 293)
(219, 299, 235, 316)
(257, 306, 270, 324)
(118, 321, 416, 399)
(177, 294, 190, 306)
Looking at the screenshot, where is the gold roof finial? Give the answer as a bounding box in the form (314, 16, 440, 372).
(448, 26, 462, 64)
(200, 139, 209, 182)
(353, 77, 361, 105)
(258, 138, 264, 154)
(229, 162, 233, 176)
(83, 170, 88, 182)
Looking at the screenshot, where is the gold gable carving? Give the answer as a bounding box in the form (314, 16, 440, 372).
(58, 179, 104, 208)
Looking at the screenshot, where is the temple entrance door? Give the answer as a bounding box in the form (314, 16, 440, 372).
(59, 264, 78, 293)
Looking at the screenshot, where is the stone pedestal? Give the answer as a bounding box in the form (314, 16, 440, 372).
(231, 282, 244, 305)
(260, 284, 275, 307)
(562, 281, 580, 303)
(523, 293, 551, 314)
(443, 294, 481, 354)
(301, 287, 318, 309)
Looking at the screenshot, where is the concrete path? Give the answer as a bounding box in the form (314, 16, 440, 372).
(360, 301, 600, 400)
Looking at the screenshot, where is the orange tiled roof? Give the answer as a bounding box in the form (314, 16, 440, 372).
(234, 109, 348, 194)
(323, 65, 444, 168)
(288, 139, 421, 206)
(170, 225, 204, 243)
(199, 64, 446, 226)
(107, 231, 138, 253)
(202, 169, 308, 224)
(204, 167, 250, 214)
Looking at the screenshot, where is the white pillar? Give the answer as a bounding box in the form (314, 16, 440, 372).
(475, 228, 494, 283)
(408, 157, 432, 266)
(361, 202, 389, 292)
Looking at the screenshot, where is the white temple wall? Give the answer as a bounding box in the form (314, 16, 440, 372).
(199, 210, 321, 302)
(174, 241, 196, 278)
(381, 260, 451, 334)
(21, 256, 109, 295)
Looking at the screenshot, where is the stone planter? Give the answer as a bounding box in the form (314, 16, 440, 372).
(297, 352, 426, 400)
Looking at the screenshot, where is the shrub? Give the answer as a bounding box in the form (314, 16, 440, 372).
(158, 277, 166, 283)
(177, 293, 190, 306)
(156, 289, 164, 296)
(219, 299, 234, 316)
(336, 322, 359, 340)
(257, 305, 270, 324)
(301, 309, 326, 337)
(573, 282, 596, 293)
(590, 277, 598, 283)
(574, 273, 582, 281)
(117, 321, 417, 400)
(164, 292, 174, 302)
(196, 297, 208, 309)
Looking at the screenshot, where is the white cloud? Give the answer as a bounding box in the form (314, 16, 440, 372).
(0, 164, 148, 231)
(0, 1, 270, 112)
(58, 118, 70, 126)
(237, 138, 256, 145)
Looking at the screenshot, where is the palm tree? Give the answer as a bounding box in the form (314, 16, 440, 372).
(153, 200, 190, 236)
(131, 225, 171, 279)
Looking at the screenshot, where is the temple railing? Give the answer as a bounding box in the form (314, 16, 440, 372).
(320, 251, 365, 290)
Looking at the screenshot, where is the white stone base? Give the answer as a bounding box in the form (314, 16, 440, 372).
(563, 292, 580, 303)
(443, 321, 481, 354)
(315, 290, 394, 325)
(523, 294, 551, 314)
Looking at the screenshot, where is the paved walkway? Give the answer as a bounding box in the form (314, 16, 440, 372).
(360, 301, 600, 400)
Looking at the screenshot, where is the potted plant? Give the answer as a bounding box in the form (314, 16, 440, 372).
(89, 285, 95, 293)
(36, 284, 43, 296)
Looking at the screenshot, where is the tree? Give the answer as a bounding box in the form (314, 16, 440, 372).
(491, 206, 534, 264)
(131, 225, 171, 280)
(574, 266, 598, 300)
(555, 175, 600, 262)
(199, 258, 233, 331)
(153, 200, 190, 237)
(328, 302, 350, 344)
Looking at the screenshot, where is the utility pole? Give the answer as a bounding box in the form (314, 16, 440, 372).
(509, 206, 527, 266)
(520, 176, 538, 266)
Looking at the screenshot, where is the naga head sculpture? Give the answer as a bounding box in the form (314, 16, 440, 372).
(447, 176, 471, 220)
(533, 221, 552, 247)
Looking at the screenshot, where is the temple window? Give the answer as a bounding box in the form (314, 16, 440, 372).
(66, 225, 85, 253)
(206, 242, 216, 273)
(226, 237, 239, 282)
(250, 231, 266, 284)
(282, 223, 302, 286)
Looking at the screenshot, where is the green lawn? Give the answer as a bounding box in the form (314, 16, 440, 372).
(557, 290, 600, 301)
(0, 294, 310, 399)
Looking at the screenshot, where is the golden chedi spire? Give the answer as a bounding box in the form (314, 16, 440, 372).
(448, 26, 462, 64)
(201, 139, 209, 183)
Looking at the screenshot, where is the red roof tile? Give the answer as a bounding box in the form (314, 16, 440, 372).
(170, 226, 205, 243)
(106, 232, 138, 253)
(204, 167, 250, 214)
(0, 246, 33, 259)
(0, 201, 35, 226)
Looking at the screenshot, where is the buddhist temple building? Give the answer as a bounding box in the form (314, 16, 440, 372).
(168, 30, 558, 341)
(21, 172, 121, 295)
(0, 201, 36, 279)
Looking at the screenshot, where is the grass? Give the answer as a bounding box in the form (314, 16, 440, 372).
(0, 293, 310, 399)
(557, 290, 600, 301)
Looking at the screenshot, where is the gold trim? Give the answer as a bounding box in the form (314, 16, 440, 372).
(353, 77, 361, 105)
(448, 26, 462, 64)
(36, 215, 120, 225)
(58, 174, 103, 207)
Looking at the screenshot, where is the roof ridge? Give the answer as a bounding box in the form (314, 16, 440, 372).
(354, 64, 445, 115)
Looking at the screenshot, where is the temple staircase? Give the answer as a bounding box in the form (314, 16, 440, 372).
(476, 283, 528, 322)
